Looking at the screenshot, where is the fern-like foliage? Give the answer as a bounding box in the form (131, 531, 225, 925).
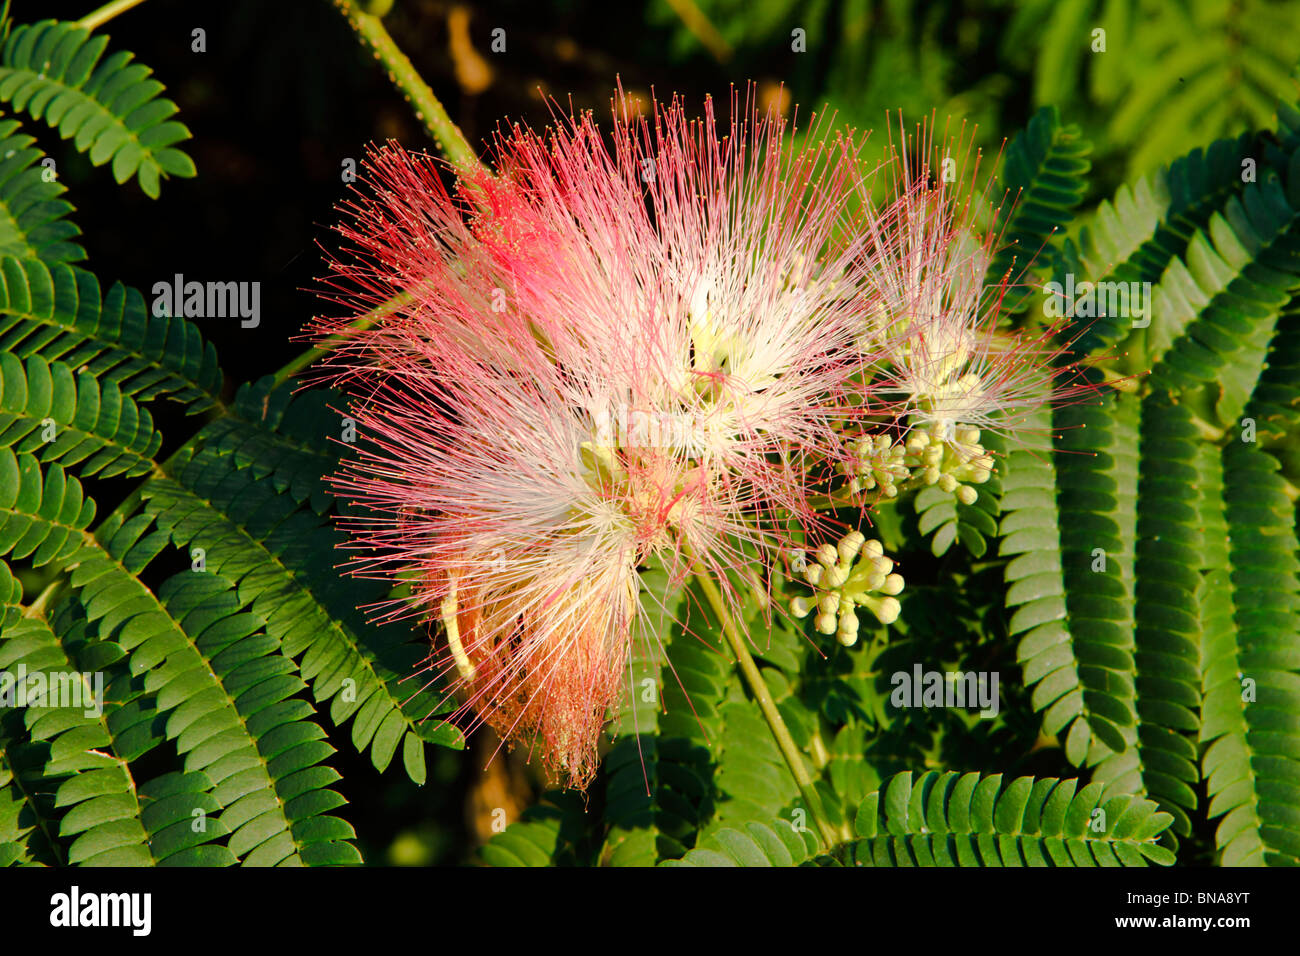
(0, 447, 359, 864)
(986, 105, 1091, 313)
(0, 118, 84, 263)
(666, 771, 1175, 867)
(0, 17, 473, 868)
(1059, 133, 1257, 355)
(991, 83, 1300, 866)
(0, 256, 222, 412)
(1200, 440, 1300, 865)
(0, 352, 161, 478)
(843, 771, 1176, 867)
(0, 20, 196, 198)
(662, 818, 818, 867)
(1087, 393, 1203, 838)
(140, 425, 460, 777)
(998, 402, 1095, 763)
(1006, 0, 1300, 177)
(8, 598, 233, 865)
(912, 461, 1003, 559)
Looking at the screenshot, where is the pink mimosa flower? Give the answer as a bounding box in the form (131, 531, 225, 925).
(854, 116, 1100, 443)
(310, 89, 889, 788)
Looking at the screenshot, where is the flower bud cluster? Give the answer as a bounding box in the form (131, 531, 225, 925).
(840, 433, 910, 497)
(904, 422, 994, 506)
(789, 531, 904, 646)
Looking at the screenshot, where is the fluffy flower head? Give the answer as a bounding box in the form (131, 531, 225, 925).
(310, 88, 887, 787)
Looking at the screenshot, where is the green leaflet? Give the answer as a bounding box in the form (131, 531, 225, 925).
(994, 85, 1300, 866)
(1089, 394, 1202, 838)
(661, 819, 819, 867)
(199, 379, 341, 515)
(0, 452, 359, 865)
(1201, 439, 1300, 865)
(913, 462, 1003, 559)
(1059, 133, 1257, 355)
(2, 596, 235, 866)
(1054, 386, 1141, 762)
(843, 771, 1176, 867)
(1142, 170, 1300, 415)
(139, 569, 358, 867)
(0, 449, 96, 568)
(999, 401, 1099, 765)
(0, 559, 61, 865)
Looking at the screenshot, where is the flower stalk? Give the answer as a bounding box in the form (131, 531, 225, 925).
(329, 0, 482, 173)
(685, 544, 840, 851)
(78, 0, 148, 30)
(273, 290, 413, 387)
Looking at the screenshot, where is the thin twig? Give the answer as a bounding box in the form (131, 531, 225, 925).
(272, 290, 413, 387)
(78, 0, 147, 31)
(329, 0, 483, 173)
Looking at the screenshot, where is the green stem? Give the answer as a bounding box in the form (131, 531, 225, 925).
(78, 0, 148, 30)
(808, 481, 895, 513)
(806, 484, 860, 513)
(329, 0, 482, 173)
(277, 3, 489, 385)
(272, 290, 412, 387)
(685, 546, 839, 851)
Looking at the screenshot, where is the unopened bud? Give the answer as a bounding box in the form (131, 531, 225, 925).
(876, 596, 901, 624)
(837, 613, 859, 647)
(837, 531, 865, 563)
